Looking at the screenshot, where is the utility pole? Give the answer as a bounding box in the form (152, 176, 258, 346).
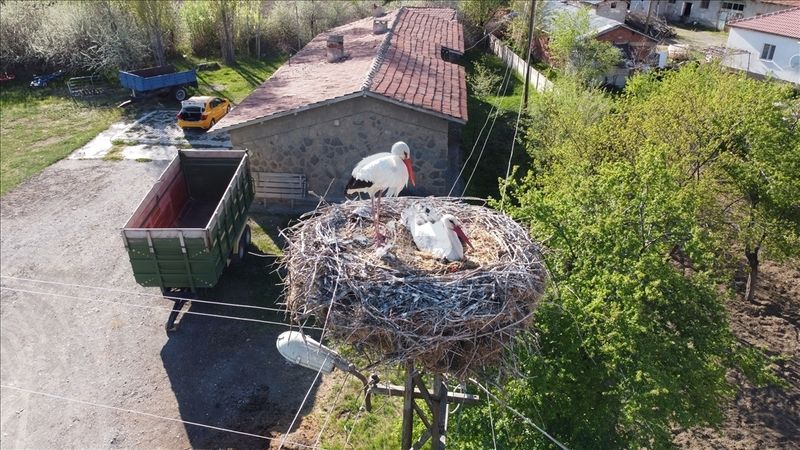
(522, 0, 537, 109)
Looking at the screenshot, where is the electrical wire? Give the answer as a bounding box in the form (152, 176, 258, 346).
(448, 47, 515, 197)
(276, 353, 330, 450)
(312, 373, 352, 449)
(0, 275, 287, 314)
(0, 286, 322, 331)
(342, 388, 369, 449)
(469, 378, 570, 450)
(0, 384, 318, 449)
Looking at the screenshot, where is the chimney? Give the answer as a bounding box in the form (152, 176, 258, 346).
(326, 35, 344, 63)
(372, 3, 385, 17)
(373, 19, 388, 34)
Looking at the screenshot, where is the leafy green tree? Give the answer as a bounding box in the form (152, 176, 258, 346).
(459, 0, 505, 28)
(548, 7, 621, 84)
(452, 66, 786, 449)
(620, 65, 800, 302)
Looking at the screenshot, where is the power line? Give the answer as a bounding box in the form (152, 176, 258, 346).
(0, 286, 322, 331)
(0, 384, 318, 449)
(469, 379, 570, 450)
(277, 353, 330, 450)
(0, 275, 287, 314)
(448, 48, 515, 197)
(312, 373, 352, 449)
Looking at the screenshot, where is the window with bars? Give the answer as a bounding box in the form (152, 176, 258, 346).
(721, 1, 745, 11)
(701, 0, 710, 8)
(760, 43, 776, 60)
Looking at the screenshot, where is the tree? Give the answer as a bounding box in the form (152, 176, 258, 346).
(548, 7, 621, 84)
(130, 0, 176, 66)
(620, 64, 800, 302)
(216, 0, 237, 65)
(452, 67, 784, 449)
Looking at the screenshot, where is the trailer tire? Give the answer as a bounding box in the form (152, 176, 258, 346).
(173, 87, 187, 102)
(236, 225, 251, 262)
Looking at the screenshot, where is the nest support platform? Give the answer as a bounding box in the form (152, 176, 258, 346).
(281, 197, 546, 377)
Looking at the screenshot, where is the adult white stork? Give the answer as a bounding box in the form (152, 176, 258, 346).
(345, 141, 416, 244)
(402, 204, 473, 261)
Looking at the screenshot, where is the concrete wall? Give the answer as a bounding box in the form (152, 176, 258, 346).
(229, 96, 456, 201)
(723, 28, 800, 84)
(488, 35, 553, 92)
(589, 1, 628, 22)
(629, 0, 792, 30)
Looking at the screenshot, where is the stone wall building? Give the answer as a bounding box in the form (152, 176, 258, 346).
(212, 7, 467, 203)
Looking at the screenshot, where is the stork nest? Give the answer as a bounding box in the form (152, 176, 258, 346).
(280, 197, 546, 377)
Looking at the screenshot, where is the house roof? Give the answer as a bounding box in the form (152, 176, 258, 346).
(728, 6, 800, 39)
(544, 1, 656, 42)
(761, 0, 800, 6)
(213, 7, 467, 133)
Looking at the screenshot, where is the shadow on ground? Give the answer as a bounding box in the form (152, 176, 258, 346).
(160, 213, 323, 448)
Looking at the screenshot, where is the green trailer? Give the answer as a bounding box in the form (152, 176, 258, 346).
(122, 150, 254, 331)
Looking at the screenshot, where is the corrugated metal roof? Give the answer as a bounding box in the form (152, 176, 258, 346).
(728, 7, 800, 39)
(213, 7, 467, 133)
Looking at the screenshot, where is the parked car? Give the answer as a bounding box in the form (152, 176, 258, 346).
(30, 70, 65, 88)
(176, 96, 231, 131)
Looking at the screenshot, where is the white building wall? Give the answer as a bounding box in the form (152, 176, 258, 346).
(629, 0, 792, 30)
(723, 28, 800, 84)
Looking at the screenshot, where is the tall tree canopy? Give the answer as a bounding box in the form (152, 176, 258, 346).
(451, 65, 792, 449)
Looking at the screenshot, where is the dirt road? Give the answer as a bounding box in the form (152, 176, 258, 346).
(0, 159, 320, 448)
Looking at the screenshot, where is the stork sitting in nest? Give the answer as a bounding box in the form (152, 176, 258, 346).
(402, 202, 473, 261)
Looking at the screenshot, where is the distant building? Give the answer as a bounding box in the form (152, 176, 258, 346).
(212, 8, 467, 203)
(722, 7, 800, 83)
(579, 0, 628, 22)
(628, 0, 799, 31)
(534, 2, 658, 87)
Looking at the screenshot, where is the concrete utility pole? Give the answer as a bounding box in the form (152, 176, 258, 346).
(522, 0, 537, 109)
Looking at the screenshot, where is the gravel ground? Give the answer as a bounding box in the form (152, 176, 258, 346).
(0, 159, 320, 448)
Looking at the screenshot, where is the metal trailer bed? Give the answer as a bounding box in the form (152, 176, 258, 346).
(122, 150, 254, 330)
(118, 65, 198, 102)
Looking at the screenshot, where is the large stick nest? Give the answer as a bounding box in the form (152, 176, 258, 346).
(281, 197, 546, 377)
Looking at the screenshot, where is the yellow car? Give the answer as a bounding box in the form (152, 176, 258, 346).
(176, 96, 231, 130)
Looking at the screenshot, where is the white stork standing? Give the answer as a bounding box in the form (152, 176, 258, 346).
(402, 204, 473, 261)
(346, 141, 416, 244)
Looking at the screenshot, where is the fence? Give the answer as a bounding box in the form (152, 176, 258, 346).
(488, 35, 552, 93)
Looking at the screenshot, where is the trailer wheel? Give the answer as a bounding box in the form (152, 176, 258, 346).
(173, 87, 187, 101)
(237, 225, 251, 261)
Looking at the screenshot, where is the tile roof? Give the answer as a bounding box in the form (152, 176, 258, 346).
(213, 7, 466, 133)
(761, 0, 800, 6)
(370, 8, 467, 121)
(728, 7, 800, 39)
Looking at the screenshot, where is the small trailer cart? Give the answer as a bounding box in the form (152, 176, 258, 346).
(122, 150, 254, 331)
(118, 65, 198, 102)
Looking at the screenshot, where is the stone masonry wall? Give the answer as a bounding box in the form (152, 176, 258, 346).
(229, 96, 454, 201)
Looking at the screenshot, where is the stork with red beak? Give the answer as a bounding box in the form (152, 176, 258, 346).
(345, 141, 416, 244)
(402, 204, 473, 261)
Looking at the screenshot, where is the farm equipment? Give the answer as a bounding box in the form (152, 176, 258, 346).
(30, 69, 65, 88)
(67, 75, 108, 99)
(118, 65, 198, 102)
(121, 150, 254, 331)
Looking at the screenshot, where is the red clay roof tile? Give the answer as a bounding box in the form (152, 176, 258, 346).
(214, 7, 467, 132)
(727, 6, 800, 39)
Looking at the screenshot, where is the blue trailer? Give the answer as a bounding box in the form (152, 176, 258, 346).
(119, 65, 198, 102)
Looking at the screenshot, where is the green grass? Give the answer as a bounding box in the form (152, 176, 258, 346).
(459, 51, 533, 199)
(0, 84, 124, 194)
(174, 55, 286, 104)
(0, 56, 286, 196)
